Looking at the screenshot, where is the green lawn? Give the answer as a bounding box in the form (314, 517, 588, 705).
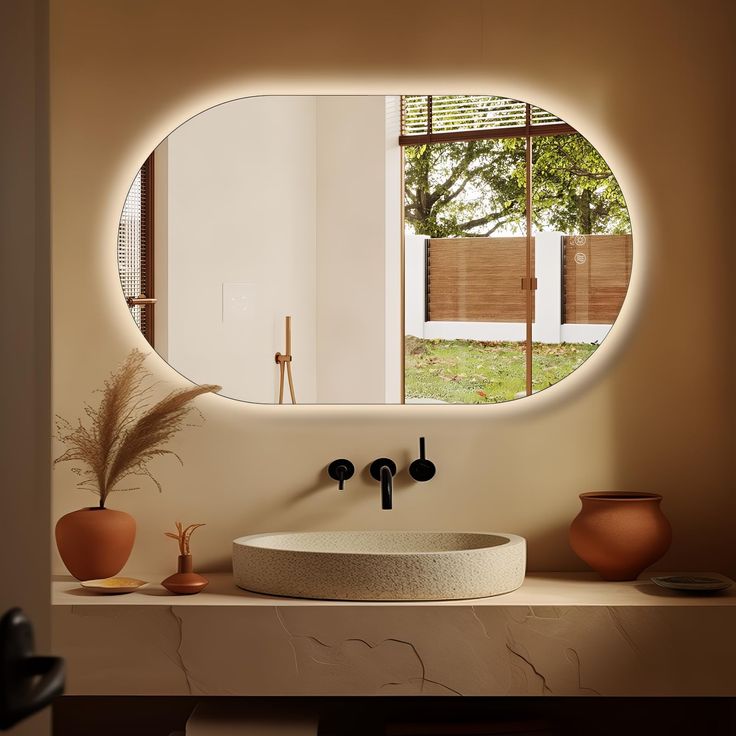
(405, 336, 598, 404)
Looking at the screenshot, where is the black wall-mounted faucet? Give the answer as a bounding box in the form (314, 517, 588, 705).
(369, 458, 397, 510)
(327, 459, 355, 491)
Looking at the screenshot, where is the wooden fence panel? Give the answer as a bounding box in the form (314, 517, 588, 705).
(427, 237, 534, 322)
(563, 234, 632, 324)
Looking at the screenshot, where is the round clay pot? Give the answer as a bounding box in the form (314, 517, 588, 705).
(569, 492, 672, 581)
(162, 554, 208, 595)
(55, 507, 136, 581)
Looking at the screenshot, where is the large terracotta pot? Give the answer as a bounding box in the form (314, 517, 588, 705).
(569, 492, 671, 581)
(55, 507, 136, 580)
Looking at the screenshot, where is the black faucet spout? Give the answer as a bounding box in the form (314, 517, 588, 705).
(369, 458, 397, 510)
(380, 465, 393, 510)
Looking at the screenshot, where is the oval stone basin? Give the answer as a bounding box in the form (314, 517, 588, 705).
(232, 531, 526, 601)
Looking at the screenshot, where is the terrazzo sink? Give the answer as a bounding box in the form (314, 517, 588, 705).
(232, 531, 526, 601)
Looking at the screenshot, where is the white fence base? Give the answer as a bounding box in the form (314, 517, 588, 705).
(560, 323, 611, 343)
(424, 321, 525, 342)
(422, 321, 610, 344)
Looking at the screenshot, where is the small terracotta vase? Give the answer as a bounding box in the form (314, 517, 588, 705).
(569, 492, 672, 581)
(55, 507, 136, 581)
(162, 554, 208, 595)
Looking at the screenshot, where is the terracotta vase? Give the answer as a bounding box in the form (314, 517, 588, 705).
(55, 507, 136, 581)
(162, 554, 208, 595)
(569, 492, 672, 581)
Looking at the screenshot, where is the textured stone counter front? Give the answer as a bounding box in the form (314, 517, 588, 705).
(52, 573, 736, 697)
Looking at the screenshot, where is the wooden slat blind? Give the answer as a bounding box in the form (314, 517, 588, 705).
(117, 155, 154, 344)
(427, 237, 535, 322)
(563, 234, 632, 324)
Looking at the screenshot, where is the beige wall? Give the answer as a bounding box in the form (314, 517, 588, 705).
(50, 0, 735, 577)
(154, 94, 398, 404)
(315, 95, 397, 403)
(159, 95, 319, 403)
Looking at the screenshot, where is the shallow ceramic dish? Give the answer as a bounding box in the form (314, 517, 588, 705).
(80, 577, 148, 594)
(651, 575, 733, 593)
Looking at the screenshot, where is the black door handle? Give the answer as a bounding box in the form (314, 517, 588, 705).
(0, 608, 65, 730)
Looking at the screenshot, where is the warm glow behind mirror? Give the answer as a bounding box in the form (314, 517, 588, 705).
(116, 95, 631, 405)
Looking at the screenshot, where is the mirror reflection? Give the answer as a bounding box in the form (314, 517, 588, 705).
(117, 95, 631, 404)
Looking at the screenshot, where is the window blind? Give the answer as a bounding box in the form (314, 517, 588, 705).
(400, 95, 571, 143)
(117, 156, 154, 344)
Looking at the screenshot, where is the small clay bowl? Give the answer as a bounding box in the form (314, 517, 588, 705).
(80, 577, 148, 594)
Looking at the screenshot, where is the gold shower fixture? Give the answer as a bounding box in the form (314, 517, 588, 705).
(275, 315, 296, 404)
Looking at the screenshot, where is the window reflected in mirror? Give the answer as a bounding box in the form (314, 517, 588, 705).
(402, 96, 631, 404)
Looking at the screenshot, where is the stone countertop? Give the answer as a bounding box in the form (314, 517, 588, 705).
(52, 572, 736, 697)
(52, 571, 736, 607)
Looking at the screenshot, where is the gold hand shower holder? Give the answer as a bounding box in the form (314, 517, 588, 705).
(275, 315, 296, 404)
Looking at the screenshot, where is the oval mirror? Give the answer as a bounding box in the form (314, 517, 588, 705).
(117, 95, 632, 404)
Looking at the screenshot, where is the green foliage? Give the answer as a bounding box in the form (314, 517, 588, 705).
(404, 133, 631, 237)
(533, 135, 631, 234)
(404, 139, 526, 238)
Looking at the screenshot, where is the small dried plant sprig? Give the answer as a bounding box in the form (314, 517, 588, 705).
(165, 521, 206, 556)
(54, 348, 221, 508)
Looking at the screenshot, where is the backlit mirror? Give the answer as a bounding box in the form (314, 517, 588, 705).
(117, 95, 631, 404)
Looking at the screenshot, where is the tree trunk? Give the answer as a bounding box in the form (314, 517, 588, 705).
(580, 188, 592, 234)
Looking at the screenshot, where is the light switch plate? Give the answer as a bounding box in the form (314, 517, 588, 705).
(222, 283, 257, 323)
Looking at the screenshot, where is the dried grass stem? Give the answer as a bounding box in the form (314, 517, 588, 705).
(54, 349, 221, 507)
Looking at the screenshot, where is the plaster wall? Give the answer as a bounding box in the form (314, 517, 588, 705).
(158, 95, 319, 403)
(315, 95, 394, 404)
(151, 94, 398, 404)
(50, 0, 735, 577)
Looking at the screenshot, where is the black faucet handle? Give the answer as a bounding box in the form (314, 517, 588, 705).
(327, 459, 354, 491)
(409, 436, 436, 482)
(369, 458, 397, 481)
